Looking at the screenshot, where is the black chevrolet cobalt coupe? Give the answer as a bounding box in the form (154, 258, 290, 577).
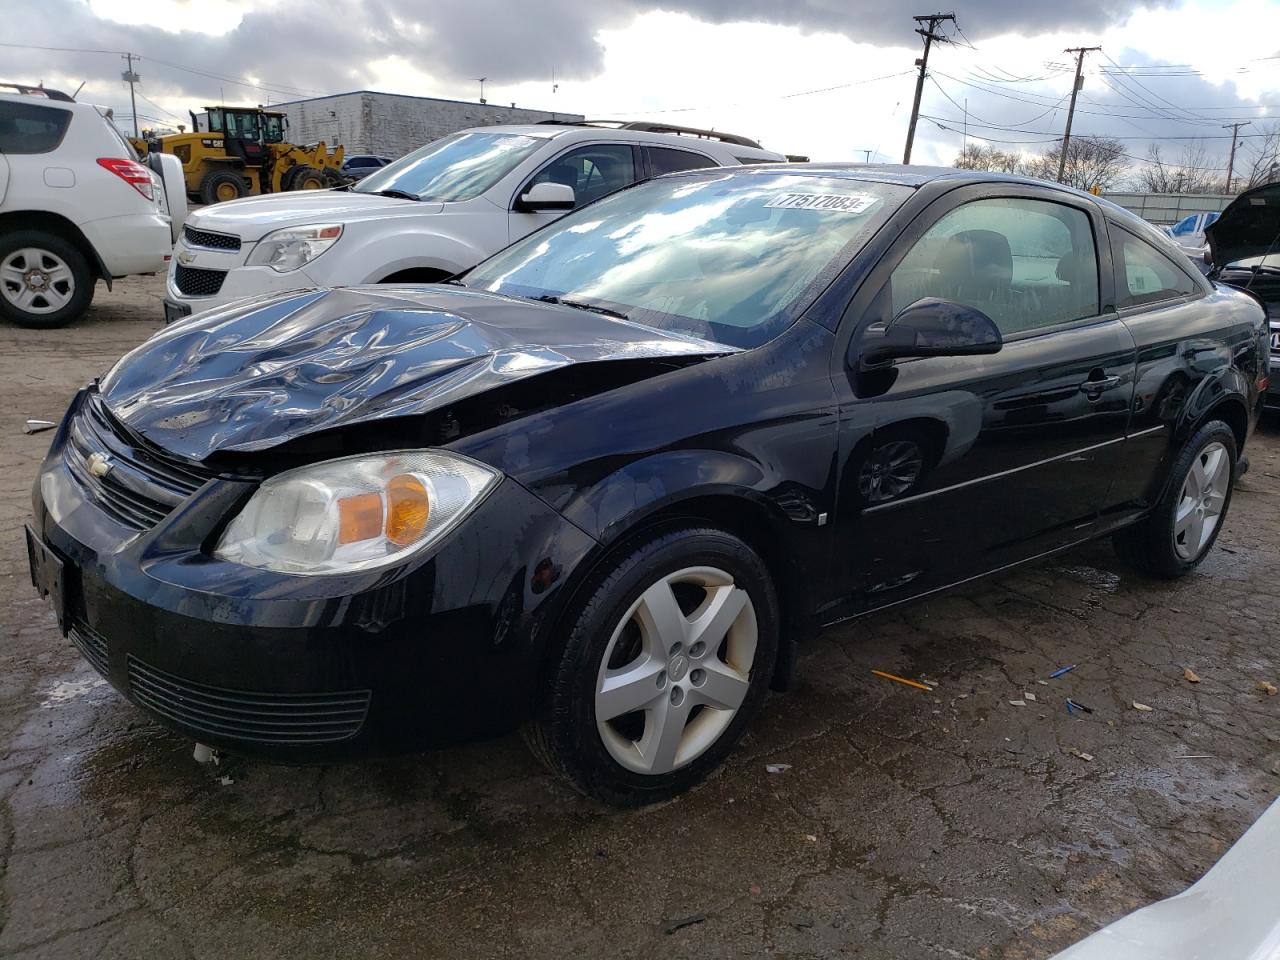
(28, 165, 1270, 805)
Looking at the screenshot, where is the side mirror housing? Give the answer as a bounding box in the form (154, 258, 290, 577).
(858, 298, 1002, 369)
(515, 181, 576, 213)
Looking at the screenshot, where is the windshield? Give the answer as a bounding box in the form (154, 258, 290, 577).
(463, 173, 911, 348)
(354, 132, 544, 202)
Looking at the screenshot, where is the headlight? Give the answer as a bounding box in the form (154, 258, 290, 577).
(214, 451, 499, 575)
(245, 223, 343, 273)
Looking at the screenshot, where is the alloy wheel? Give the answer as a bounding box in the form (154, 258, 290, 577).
(1173, 440, 1230, 560)
(0, 248, 75, 315)
(594, 566, 757, 775)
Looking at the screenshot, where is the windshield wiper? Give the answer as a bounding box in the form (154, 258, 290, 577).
(371, 189, 421, 201)
(532, 295, 630, 321)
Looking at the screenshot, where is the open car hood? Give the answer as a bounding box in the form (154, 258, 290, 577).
(99, 286, 735, 462)
(1206, 181, 1280, 268)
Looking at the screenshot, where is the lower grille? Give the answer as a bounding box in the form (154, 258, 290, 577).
(174, 264, 227, 297)
(69, 622, 109, 676)
(127, 657, 371, 745)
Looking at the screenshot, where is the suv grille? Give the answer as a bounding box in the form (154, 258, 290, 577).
(65, 393, 215, 531)
(182, 225, 241, 251)
(174, 264, 227, 297)
(127, 657, 371, 745)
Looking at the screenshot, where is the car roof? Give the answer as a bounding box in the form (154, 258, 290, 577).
(694, 161, 1104, 192)
(455, 124, 785, 159)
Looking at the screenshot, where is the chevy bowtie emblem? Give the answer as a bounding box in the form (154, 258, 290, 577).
(86, 452, 112, 478)
(177, 250, 196, 266)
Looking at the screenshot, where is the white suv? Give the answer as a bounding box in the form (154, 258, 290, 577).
(0, 85, 185, 328)
(164, 121, 785, 321)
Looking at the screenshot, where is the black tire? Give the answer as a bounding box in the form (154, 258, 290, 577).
(322, 167, 346, 187)
(200, 170, 248, 205)
(1113, 419, 1237, 578)
(526, 526, 779, 806)
(288, 165, 326, 191)
(0, 230, 94, 329)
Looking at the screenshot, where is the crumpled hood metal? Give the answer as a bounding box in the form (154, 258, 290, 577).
(99, 286, 736, 462)
(1206, 180, 1280, 268)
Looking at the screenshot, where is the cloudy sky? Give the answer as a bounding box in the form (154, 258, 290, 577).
(4, 0, 1279, 182)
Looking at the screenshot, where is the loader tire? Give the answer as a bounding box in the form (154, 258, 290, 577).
(288, 166, 327, 191)
(200, 170, 248, 205)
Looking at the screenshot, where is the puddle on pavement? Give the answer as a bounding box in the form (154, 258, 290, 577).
(39, 676, 107, 708)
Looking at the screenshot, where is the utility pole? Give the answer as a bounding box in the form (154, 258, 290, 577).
(903, 12, 955, 164)
(1223, 121, 1249, 193)
(1056, 46, 1100, 184)
(475, 77, 487, 104)
(121, 53, 140, 137)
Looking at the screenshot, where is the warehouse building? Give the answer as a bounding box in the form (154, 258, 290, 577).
(273, 90, 584, 159)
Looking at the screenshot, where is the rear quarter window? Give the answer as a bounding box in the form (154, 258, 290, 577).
(0, 101, 72, 154)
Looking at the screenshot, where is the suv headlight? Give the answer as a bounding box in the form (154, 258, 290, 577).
(214, 451, 499, 575)
(245, 223, 343, 273)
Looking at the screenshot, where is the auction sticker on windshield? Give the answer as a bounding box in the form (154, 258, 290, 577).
(765, 193, 878, 213)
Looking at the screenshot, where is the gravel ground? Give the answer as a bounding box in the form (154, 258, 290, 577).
(1, 275, 1277, 959)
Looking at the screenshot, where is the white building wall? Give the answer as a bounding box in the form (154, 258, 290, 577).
(279, 92, 583, 159)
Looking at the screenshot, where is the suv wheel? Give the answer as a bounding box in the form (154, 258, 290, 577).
(526, 526, 779, 806)
(1113, 419, 1237, 578)
(0, 231, 94, 329)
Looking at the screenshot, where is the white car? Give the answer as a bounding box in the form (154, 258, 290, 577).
(0, 85, 185, 328)
(1050, 795, 1280, 959)
(163, 121, 785, 322)
(1163, 211, 1221, 256)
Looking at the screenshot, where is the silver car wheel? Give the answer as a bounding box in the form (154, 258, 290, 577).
(0, 247, 76, 315)
(1173, 440, 1230, 560)
(594, 566, 757, 776)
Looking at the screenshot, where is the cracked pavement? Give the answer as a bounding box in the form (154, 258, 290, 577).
(1, 275, 1278, 959)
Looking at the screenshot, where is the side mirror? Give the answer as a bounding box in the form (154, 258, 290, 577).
(515, 181, 576, 213)
(858, 298, 1002, 369)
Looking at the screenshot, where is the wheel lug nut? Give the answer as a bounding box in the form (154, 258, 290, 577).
(689, 641, 706, 658)
(656, 670, 667, 689)
(670, 686, 684, 706)
(669, 642, 682, 658)
(690, 668, 705, 686)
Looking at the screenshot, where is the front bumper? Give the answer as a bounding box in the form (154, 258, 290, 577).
(30, 392, 596, 761)
(165, 237, 322, 313)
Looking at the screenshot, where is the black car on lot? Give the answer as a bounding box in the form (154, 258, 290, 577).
(27, 165, 1270, 805)
(1205, 179, 1280, 411)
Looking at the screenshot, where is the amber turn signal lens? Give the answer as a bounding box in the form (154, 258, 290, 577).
(386, 474, 431, 546)
(338, 492, 383, 544)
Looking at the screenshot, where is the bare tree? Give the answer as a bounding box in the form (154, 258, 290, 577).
(1240, 122, 1280, 189)
(953, 143, 1020, 173)
(1018, 136, 1128, 192)
(1137, 142, 1225, 194)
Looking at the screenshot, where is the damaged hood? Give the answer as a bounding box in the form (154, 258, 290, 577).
(1206, 181, 1280, 268)
(99, 286, 736, 461)
(186, 191, 441, 243)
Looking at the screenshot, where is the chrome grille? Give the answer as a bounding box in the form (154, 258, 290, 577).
(64, 393, 214, 531)
(127, 657, 371, 745)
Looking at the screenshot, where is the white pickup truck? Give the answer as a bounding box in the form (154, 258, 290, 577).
(163, 121, 785, 322)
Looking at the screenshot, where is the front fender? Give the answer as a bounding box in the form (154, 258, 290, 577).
(347, 228, 484, 282)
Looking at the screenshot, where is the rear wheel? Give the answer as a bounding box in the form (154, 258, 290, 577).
(288, 166, 326, 191)
(199, 170, 248, 205)
(0, 231, 93, 328)
(526, 526, 779, 806)
(322, 167, 346, 187)
(1113, 420, 1237, 578)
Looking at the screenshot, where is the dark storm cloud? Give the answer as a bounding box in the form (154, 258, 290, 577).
(7, 0, 1165, 111)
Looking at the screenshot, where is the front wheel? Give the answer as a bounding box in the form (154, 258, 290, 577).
(1113, 419, 1237, 578)
(526, 526, 779, 806)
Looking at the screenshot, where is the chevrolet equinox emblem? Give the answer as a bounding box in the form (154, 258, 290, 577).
(86, 452, 112, 478)
(177, 250, 195, 266)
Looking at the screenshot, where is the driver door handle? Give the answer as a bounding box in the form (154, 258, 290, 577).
(1079, 375, 1121, 399)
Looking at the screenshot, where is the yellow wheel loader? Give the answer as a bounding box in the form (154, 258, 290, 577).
(134, 106, 346, 204)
